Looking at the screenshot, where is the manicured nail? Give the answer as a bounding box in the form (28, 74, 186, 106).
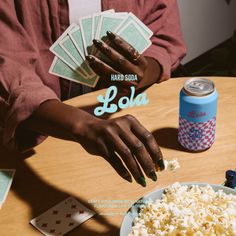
(149, 171, 157, 181)
(138, 176, 146, 187)
(93, 39, 103, 48)
(85, 55, 95, 63)
(125, 175, 132, 183)
(157, 159, 165, 171)
(106, 31, 116, 39)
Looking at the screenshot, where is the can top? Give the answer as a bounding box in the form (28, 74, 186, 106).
(183, 78, 215, 96)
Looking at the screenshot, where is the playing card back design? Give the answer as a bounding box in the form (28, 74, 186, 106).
(30, 197, 95, 236)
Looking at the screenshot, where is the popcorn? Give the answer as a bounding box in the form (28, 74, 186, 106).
(163, 159, 180, 172)
(129, 183, 236, 236)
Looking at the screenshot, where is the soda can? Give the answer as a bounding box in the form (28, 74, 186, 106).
(178, 78, 218, 151)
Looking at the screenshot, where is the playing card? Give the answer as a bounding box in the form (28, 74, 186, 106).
(67, 26, 97, 78)
(59, 35, 93, 77)
(0, 169, 15, 208)
(96, 13, 128, 40)
(50, 24, 76, 64)
(79, 15, 93, 55)
(49, 24, 87, 78)
(30, 196, 96, 236)
(68, 26, 86, 59)
(49, 57, 99, 88)
(115, 12, 153, 39)
(92, 9, 115, 40)
(116, 20, 152, 53)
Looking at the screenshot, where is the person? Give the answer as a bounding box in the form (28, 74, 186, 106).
(0, 0, 186, 187)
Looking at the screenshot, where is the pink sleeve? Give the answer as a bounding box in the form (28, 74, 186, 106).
(0, 1, 59, 151)
(142, 0, 187, 82)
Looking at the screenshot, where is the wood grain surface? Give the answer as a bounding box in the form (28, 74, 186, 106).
(0, 77, 235, 236)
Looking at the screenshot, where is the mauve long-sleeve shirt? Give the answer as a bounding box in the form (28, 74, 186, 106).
(0, 0, 186, 151)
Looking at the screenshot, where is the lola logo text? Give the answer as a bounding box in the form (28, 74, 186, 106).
(94, 86, 149, 116)
(187, 111, 206, 118)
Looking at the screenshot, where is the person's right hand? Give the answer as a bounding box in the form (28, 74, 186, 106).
(23, 100, 164, 187)
(74, 113, 165, 187)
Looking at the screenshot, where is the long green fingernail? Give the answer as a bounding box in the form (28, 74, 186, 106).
(149, 171, 157, 181)
(138, 176, 146, 187)
(106, 31, 116, 39)
(93, 39, 103, 48)
(85, 55, 95, 63)
(157, 159, 165, 171)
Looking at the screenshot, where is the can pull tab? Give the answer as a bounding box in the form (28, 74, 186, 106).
(189, 82, 204, 90)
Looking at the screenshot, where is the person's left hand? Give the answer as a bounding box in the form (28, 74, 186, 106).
(85, 31, 162, 92)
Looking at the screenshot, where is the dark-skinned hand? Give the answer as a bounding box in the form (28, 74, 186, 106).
(74, 112, 165, 187)
(85, 31, 162, 93)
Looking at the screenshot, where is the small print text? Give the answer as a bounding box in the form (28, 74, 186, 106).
(110, 74, 138, 82)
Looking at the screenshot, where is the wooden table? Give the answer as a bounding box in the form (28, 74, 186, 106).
(0, 77, 236, 236)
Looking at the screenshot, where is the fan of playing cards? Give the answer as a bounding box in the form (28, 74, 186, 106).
(49, 10, 153, 88)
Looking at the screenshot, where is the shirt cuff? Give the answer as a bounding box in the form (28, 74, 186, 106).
(3, 83, 59, 151)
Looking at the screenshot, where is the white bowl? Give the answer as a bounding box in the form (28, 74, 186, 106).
(120, 182, 236, 236)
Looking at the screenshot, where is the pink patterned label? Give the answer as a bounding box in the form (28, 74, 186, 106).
(178, 117, 216, 151)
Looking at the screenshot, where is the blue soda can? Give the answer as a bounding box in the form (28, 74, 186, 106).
(178, 78, 218, 151)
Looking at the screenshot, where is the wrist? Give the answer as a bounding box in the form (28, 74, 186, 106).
(24, 99, 101, 142)
(70, 108, 101, 142)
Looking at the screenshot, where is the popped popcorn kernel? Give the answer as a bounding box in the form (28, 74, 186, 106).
(163, 159, 180, 172)
(129, 183, 236, 236)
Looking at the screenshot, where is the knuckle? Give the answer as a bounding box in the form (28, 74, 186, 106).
(117, 57, 126, 66)
(124, 114, 136, 122)
(111, 118, 120, 126)
(143, 132, 153, 141)
(114, 37, 123, 45)
(133, 141, 144, 151)
(128, 46, 136, 54)
(103, 126, 113, 137)
(111, 120, 122, 130)
(136, 70, 144, 80)
(122, 147, 132, 157)
(104, 46, 111, 54)
(110, 119, 126, 132)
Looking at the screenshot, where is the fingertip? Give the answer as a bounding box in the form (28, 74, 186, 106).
(93, 39, 103, 48)
(106, 31, 116, 40)
(85, 55, 95, 63)
(149, 171, 157, 182)
(156, 159, 165, 171)
(137, 176, 146, 187)
(125, 175, 133, 183)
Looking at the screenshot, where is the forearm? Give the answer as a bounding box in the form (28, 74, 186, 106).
(20, 99, 98, 142)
